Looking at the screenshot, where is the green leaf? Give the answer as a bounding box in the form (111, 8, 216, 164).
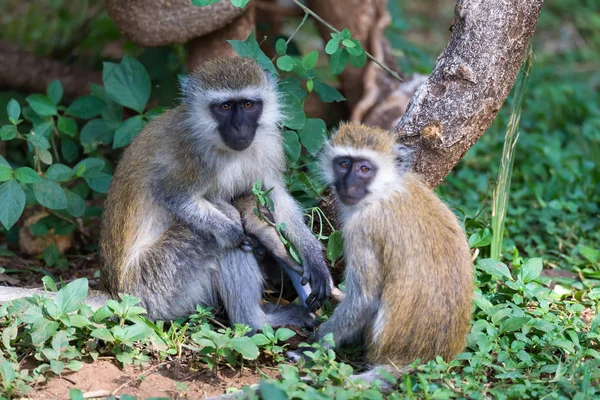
(346, 39, 363, 56)
(278, 78, 306, 100)
(15, 167, 41, 184)
(0, 125, 18, 140)
(259, 382, 288, 400)
(469, 228, 493, 248)
(282, 130, 301, 164)
(348, 51, 367, 69)
(61, 137, 79, 163)
(275, 38, 287, 55)
(301, 50, 319, 70)
(27, 94, 57, 116)
(57, 116, 78, 137)
(84, 173, 111, 194)
(325, 38, 340, 55)
(33, 179, 68, 210)
(330, 48, 348, 75)
(326, 230, 344, 263)
(43, 243, 60, 267)
(281, 93, 305, 130)
(0, 156, 12, 181)
(276, 55, 295, 72)
(251, 333, 270, 346)
(69, 388, 85, 400)
(191, 0, 219, 5)
(228, 31, 278, 76)
(0, 359, 16, 387)
(38, 148, 53, 165)
(103, 57, 151, 113)
(230, 336, 259, 360)
(7, 98, 21, 123)
(27, 133, 51, 150)
(306, 79, 314, 92)
(0, 179, 26, 229)
(56, 278, 89, 314)
(65, 189, 86, 217)
(113, 115, 144, 149)
(298, 118, 327, 156)
(121, 323, 152, 345)
(47, 80, 63, 105)
(230, 0, 250, 7)
(45, 164, 74, 182)
(313, 81, 346, 102)
(80, 119, 112, 147)
(30, 319, 59, 345)
(476, 258, 513, 281)
(342, 39, 355, 48)
(579, 245, 600, 264)
(275, 328, 295, 342)
(340, 28, 352, 40)
(91, 327, 114, 342)
(518, 258, 543, 283)
(34, 121, 54, 138)
(42, 275, 59, 291)
(66, 96, 106, 119)
(500, 316, 530, 333)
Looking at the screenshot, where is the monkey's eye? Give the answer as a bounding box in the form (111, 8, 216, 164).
(243, 101, 254, 109)
(339, 160, 350, 169)
(219, 103, 232, 111)
(360, 165, 371, 173)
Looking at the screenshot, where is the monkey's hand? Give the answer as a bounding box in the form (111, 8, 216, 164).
(217, 224, 254, 253)
(302, 255, 332, 311)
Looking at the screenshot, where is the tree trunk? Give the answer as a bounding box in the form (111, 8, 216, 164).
(395, 0, 544, 188)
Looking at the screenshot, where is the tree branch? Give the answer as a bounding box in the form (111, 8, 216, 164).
(394, 0, 544, 188)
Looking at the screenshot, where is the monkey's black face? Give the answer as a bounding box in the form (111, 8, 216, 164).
(332, 156, 378, 205)
(211, 99, 263, 151)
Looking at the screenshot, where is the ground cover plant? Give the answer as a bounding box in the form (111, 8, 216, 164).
(0, 0, 599, 398)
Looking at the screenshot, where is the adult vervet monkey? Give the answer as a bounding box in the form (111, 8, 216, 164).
(99, 57, 332, 328)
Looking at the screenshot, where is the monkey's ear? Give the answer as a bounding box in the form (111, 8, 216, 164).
(393, 144, 414, 174)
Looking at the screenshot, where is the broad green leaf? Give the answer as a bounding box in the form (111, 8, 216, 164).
(65, 96, 106, 119)
(325, 38, 340, 55)
(342, 39, 355, 48)
(251, 333, 270, 346)
(191, 0, 219, 5)
(47, 80, 63, 105)
(42, 276, 59, 291)
(259, 382, 288, 400)
(45, 163, 74, 182)
(14, 167, 41, 183)
(306, 79, 314, 92)
(7, 98, 21, 123)
(277, 55, 295, 72)
(313, 80, 346, 102)
(282, 130, 301, 165)
(346, 39, 364, 56)
(330, 48, 348, 75)
(326, 230, 344, 263)
(90, 83, 123, 123)
(57, 116, 78, 137)
(80, 119, 112, 147)
(230, 0, 250, 7)
(30, 319, 59, 345)
(84, 173, 111, 194)
(122, 323, 152, 345)
(348, 51, 367, 68)
(27, 133, 51, 150)
(61, 137, 79, 163)
(230, 336, 259, 360)
(301, 50, 319, 70)
(476, 258, 513, 281)
(518, 258, 543, 283)
(74, 158, 105, 176)
(113, 115, 144, 149)
(0, 125, 18, 140)
(56, 278, 89, 314)
(0, 359, 16, 386)
(228, 31, 278, 76)
(468, 228, 493, 248)
(281, 93, 305, 130)
(27, 94, 57, 116)
(275, 328, 295, 342)
(103, 57, 151, 113)
(0, 156, 12, 181)
(65, 189, 86, 217)
(340, 28, 352, 40)
(579, 245, 600, 264)
(298, 118, 327, 156)
(38, 148, 53, 165)
(33, 179, 68, 210)
(43, 243, 60, 267)
(69, 388, 85, 400)
(275, 38, 287, 55)
(33, 121, 54, 138)
(500, 316, 530, 333)
(0, 179, 25, 229)
(278, 78, 306, 100)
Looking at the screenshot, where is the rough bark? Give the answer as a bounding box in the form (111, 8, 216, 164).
(104, 0, 245, 47)
(394, 0, 544, 188)
(187, 5, 256, 72)
(0, 40, 101, 99)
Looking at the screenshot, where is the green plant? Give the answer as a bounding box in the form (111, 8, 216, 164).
(190, 323, 259, 370)
(251, 323, 296, 362)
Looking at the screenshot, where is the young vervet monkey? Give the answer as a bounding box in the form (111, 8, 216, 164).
(99, 57, 332, 328)
(291, 123, 473, 386)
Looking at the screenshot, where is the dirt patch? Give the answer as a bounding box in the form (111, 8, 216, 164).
(25, 359, 279, 400)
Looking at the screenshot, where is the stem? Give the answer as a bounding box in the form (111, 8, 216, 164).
(289, 0, 402, 81)
(51, 122, 61, 163)
(33, 148, 42, 173)
(287, 13, 308, 45)
(490, 46, 534, 261)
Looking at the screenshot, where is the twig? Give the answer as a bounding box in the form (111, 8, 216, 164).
(289, 0, 401, 81)
(46, 209, 93, 240)
(82, 390, 111, 399)
(209, 317, 228, 330)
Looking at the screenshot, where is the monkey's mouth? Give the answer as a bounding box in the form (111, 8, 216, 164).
(226, 138, 253, 151)
(338, 192, 366, 206)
